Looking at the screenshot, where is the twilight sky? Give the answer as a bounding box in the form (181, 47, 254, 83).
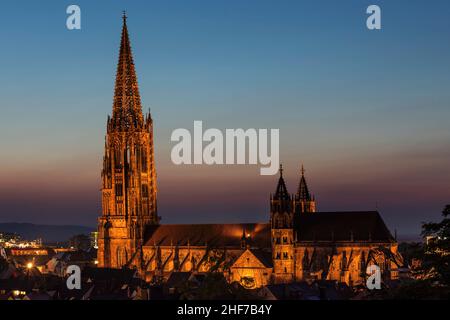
(0, 0, 449, 236)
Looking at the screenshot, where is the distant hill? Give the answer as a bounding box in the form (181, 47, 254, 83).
(0, 223, 95, 243)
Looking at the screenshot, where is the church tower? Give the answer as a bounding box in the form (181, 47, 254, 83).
(270, 165, 295, 283)
(295, 165, 316, 214)
(97, 14, 158, 268)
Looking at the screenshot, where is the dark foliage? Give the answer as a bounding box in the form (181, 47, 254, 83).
(390, 205, 450, 299)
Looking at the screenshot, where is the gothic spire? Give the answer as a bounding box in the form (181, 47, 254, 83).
(297, 164, 311, 201)
(274, 164, 290, 200)
(111, 12, 144, 130)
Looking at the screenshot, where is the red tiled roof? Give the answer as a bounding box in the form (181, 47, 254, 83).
(144, 223, 271, 248)
(295, 211, 394, 242)
(143, 211, 394, 248)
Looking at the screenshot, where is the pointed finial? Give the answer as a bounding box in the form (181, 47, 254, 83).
(122, 10, 127, 22)
(279, 164, 283, 177)
(301, 164, 305, 176)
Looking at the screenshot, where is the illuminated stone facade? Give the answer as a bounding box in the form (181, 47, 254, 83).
(97, 16, 403, 288)
(97, 14, 158, 269)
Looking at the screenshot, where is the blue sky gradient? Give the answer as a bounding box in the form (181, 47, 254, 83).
(0, 1, 449, 236)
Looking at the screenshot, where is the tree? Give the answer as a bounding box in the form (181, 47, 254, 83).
(420, 204, 450, 286)
(387, 205, 450, 299)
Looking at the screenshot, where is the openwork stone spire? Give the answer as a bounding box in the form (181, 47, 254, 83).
(110, 12, 144, 130)
(98, 14, 158, 269)
(297, 165, 311, 201)
(274, 164, 290, 201)
(295, 164, 316, 213)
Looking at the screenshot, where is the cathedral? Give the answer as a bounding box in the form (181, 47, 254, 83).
(97, 15, 403, 288)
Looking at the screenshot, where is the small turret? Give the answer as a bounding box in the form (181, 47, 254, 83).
(270, 164, 293, 218)
(295, 164, 316, 214)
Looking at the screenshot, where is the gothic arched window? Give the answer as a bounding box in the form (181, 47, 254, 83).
(141, 147, 148, 171)
(115, 183, 123, 197)
(117, 247, 122, 267)
(141, 184, 149, 198)
(115, 148, 122, 168)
